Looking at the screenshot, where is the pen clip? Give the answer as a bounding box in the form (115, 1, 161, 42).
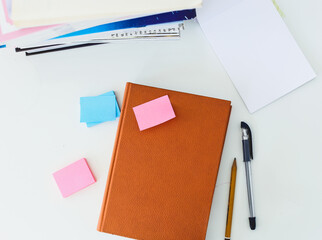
(241, 122, 253, 159)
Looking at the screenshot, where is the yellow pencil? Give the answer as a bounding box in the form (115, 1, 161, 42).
(225, 158, 237, 240)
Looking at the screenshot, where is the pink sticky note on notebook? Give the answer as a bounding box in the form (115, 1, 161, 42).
(133, 95, 176, 131)
(53, 158, 96, 198)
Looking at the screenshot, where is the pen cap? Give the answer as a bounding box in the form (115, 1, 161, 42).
(241, 122, 253, 159)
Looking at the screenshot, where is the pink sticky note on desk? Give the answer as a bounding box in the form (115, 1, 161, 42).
(53, 158, 96, 198)
(133, 95, 176, 131)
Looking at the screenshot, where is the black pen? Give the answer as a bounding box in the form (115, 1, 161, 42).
(25, 42, 106, 56)
(241, 122, 256, 230)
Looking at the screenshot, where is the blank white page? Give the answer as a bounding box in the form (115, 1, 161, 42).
(12, 0, 202, 27)
(197, 0, 316, 113)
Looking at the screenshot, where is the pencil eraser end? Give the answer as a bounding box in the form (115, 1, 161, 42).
(249, 217, 256, 230)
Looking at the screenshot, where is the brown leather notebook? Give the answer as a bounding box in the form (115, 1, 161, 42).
(97, 83, 232, 240)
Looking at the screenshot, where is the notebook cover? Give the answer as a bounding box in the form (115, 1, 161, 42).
(97, 82, 232, 240)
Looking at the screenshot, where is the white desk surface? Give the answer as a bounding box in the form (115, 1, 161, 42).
(0, 0, 321, 239)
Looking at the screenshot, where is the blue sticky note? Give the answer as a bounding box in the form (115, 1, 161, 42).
(80, 96, 116, 123)
(100, 91, 120, 117)
(86, 91, 120, 127)
(116, 99, 120, 117)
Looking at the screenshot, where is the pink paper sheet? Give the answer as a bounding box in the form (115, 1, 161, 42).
(133, 95, 176, 131)
(53, 158, 96, 198)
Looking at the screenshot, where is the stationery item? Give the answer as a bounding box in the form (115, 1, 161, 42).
(97, 82, 232, 240)
(106, 22, 183, 41)
(133, 95, 176, 131)
(25, 42, 105, 56)
(0, 24, 53, 44)
(4, 15, 140, 47)
(0, 0, 18, 34)
(18, 22, 184, 55)
(53, 158, 96, 198)
(225, 158, 237, 240)
(4, 0, 11, 20)
(80, 95, 116, 123)
(3, 9, 192, 47)
(0, 0, 54, 43)
(241, 122, 256, 230)
(47, 22, 183, 45)
(86, 91, 121, 127)
(53, 10, 194, 39)
(15, 10, 194, 50)
(16, 43, 66, 52)
(11, 0, 201, 27)
(197, 0, 316, 113)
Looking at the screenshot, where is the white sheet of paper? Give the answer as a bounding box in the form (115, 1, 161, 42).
(197, 0, 316, 113)
(11, 0, 201, 27)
